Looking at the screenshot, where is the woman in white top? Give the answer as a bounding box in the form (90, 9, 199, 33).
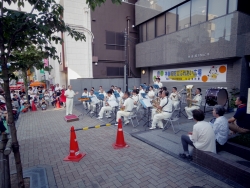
(147, 86, 155, 100)
(179, 109, 216, 160)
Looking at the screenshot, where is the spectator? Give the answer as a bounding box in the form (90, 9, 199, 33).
(19, 89, 26, 96)
(44, 90, 50, 106)
(51, 93, 57, 107)
(210, 105, 229, 152)
(40, 97, 47, 110)
(179, 109, 216, 160)
(228, 96, 250, 133)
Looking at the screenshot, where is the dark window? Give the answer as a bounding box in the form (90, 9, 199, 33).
(107, 67, 124, 76)
(105, 31, 124, 50)
(208, 0, 227, 20)
(156, 14, 165, 37)
(166, 8, 177, 34)
(228, 0, 237, 13)
(142, 23, 147, 42)
(178, 1, 191, 30)
(191, 0, 207, 26)
(147, 19, 155, 40)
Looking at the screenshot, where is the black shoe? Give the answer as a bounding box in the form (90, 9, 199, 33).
(179, 153, 193, 161)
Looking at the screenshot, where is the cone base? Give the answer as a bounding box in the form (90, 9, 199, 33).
(63, 153, 86, 162)
(112, 143, 129, 149)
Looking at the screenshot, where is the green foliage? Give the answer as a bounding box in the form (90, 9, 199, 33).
(10, 45, 50, 72)
(229, 133, 250, 148)
(229, 87, 240, 108)
(86, 0, 121, 10)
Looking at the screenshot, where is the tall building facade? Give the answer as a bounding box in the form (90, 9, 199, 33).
(135, 0, 250, 97)
(91, 0, 140, 78)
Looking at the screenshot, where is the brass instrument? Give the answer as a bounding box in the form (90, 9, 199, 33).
(151, 97, 161, 113)
(170, 87, 185, 100)
(186, 85, 194, 107)
(78, 98, 90, 102)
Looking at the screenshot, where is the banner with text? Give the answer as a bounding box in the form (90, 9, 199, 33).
(153, 65, 227, 82)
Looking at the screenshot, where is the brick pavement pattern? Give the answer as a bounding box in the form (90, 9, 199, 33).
(9, 107, 233, 188)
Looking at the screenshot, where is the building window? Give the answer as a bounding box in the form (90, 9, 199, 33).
(208, 0, 227, 20)
(228, 0, 237, 13)
(178, 1, 191, 30)
(166, 8, 177, 34)
(105, 31, 124, 50)
(147, 19, 155, 40)
(142, 23, 147, 42)
(156, 14, 165, 37)
(191, 0, 207, 26)
(107, 67, 124, 76)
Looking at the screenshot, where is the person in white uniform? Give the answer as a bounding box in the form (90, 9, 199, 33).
(169, 87, 181, 109)
(97, 91, 116, 119)
(88, 90, 98, 113)
(115, 91, 134, 125)
(117, 87, 124, 106)
(132, 90, 139, 108)
(147, 86, 155, 100)
(65, 85, 78, 115)
(154, 78, 163, 89)
(150, 91, 173, 129)
(185, 88, 202, 120)
(81, 88, 89, 110)
(179, 109, 216, 160)
(138, 85, 145, 100)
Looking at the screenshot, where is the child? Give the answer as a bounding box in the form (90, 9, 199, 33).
(51, 93, 57, 107)
(40, 97, 47, 110)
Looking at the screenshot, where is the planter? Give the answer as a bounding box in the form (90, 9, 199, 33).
(224, 141, 250, 161)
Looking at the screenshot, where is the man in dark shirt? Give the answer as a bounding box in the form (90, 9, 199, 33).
(228, 96, 250, 133)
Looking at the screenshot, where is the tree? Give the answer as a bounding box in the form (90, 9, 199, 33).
(0, 0, 121, 187)
(10, 45, 51, 102)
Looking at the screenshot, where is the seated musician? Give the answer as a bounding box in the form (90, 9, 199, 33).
(228, 96, 250, 133)
(117, 87, 124, 103)
(89, 90, 98, 114)
(150, 91, 172, 130)
(132, 89, 139, 108)
(98, 86, 103, 92)
(185, 88, 202, 120)
(151, 91, 162, 120)
(138, 85, 145, 100)
(82, 88, 89, 110)
(170, 87, 181, 109)
(147, 86, 155, 100)
(97, 91, 115, 119)
(115, 91, 134, 125)
(154, 78, 163, 89)
(210, 105, 228, 152)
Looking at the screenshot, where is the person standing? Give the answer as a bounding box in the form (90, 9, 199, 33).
(60, 85, 66, 108)
(64, 85, 78, 115)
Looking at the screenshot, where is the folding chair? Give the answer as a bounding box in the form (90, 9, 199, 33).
(162, 107, 181, 134)
(127, 108, 139, 128)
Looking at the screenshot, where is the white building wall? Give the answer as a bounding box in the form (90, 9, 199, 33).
(63, 0, 93, 84)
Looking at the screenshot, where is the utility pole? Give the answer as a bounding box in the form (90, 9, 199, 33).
(124, 29, 128, 92)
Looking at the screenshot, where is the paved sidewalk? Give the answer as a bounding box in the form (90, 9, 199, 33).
(9, 106, 233, 188)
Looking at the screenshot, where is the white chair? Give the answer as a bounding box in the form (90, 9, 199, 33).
(162, 107, 181, 134)
(126, 106, 140, 128)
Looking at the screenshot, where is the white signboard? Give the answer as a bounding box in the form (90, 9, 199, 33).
(247, 88, 250, 114)
(153, 65, 227, 82)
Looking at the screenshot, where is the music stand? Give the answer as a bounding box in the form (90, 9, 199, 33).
(141, 93, 147, 99)
(98, 94, 105, 108)
(140, 99, 153, 130)
(153, 84, 159, 90)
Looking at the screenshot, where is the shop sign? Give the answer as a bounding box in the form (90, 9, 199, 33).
(153, 64, 227, 82)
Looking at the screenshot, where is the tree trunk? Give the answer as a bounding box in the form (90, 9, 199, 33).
(1, 57, 24, 188)
(22, 70, 29, 104)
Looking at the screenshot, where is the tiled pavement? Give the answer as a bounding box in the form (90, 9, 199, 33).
(9, 106, 233, 188)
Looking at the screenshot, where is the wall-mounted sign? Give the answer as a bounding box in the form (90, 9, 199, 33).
(153, 65, 227, 82)
(188, 53, 210, 58)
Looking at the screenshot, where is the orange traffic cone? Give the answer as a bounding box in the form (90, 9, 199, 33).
(112, 119, 129, 149)
(56, 100, 61, 108)
(31, 101, 37, 111)
(64, 126, 86, 162)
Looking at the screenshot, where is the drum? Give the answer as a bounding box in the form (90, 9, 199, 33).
(205, 88, 228, 106)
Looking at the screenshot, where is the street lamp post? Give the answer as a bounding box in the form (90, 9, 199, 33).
(124, 29, 128, 92)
